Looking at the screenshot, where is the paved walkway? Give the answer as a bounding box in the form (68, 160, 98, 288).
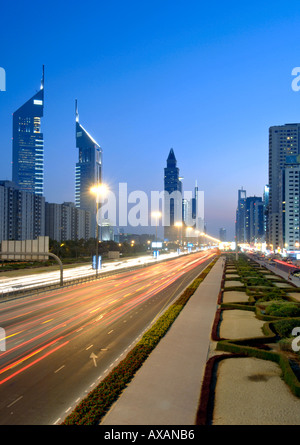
(100, 257, 224, 425)
(255, 259, 300, 288)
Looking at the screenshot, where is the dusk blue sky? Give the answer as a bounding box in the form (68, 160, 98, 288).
(1, 1, 300, 239)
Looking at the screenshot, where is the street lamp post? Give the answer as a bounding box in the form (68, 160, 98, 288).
(90, 183, 108, 277)
(186, 226, 192, 251)
(175, 221, 183, 247)
(195, 230, 200, 249)
(151, 211, 161, 259)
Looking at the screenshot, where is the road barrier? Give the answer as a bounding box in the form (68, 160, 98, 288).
(0, 250, 208, 302)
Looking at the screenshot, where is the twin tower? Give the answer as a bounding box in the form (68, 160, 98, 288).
(12, 67, 102, 236)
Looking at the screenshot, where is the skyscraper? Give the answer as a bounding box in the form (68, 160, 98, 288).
(245, 196, 264, 244)
(163, 148, 183, 241)
(12, 66, 45, 196)
(267, 123, 300, 250)
(235, 188, 246, 244)
(75, 100, 102, 237)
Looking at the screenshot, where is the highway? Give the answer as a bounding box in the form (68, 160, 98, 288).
(0, 250, 215, 425)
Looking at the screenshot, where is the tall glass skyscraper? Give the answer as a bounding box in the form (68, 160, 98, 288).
(163, 148, 183, 241)
(75, 100, 102, 237)
(235, 188, 246, 244)
(12, 66, 44, 196)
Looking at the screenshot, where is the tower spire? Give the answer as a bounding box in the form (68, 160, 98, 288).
(40, 65, 44, 90)
(75, 99, 79, 122)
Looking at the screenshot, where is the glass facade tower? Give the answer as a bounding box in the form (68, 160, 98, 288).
(163, 148, 183, 241)
(12, 66, 44, 196)
(75, 100, 102, 237)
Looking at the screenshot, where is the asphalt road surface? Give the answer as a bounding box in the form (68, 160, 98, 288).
(0, 250, 215, 425)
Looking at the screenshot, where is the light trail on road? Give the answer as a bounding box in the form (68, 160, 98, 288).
(0, 251, 190, 294)
(0, 250, 216, 424)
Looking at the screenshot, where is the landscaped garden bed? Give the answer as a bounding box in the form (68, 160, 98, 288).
(197, 252, 300, 425)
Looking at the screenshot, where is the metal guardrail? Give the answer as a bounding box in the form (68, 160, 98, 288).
(0, 251, 199, 302)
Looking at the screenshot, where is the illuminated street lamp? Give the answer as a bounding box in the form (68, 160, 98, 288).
(186, 226, 193, 250)
(90, 183, 108, 277)
(195, 230, 200, 247)
(151, 211, 162, 259)
(175, 221, 183, 246)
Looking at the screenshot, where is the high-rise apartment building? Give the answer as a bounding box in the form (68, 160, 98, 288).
(163, 148, 183, 241)
(0, 180, 45, 241)
(75, 100, 102, 238)
(278, 154, 300, 252)
(45, 201, 91, 242)
(12, 67, 45, 196)
(268, 123, 300, 250)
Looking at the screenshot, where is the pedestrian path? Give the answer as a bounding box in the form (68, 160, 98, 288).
(256, 259, 300, 288)
(100, 257, 224, 425)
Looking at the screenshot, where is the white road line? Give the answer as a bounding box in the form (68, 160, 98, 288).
(107, 330, 114, 335)
(54, 365, 65, 373)
(86, 344, 93, 350)
(7, 396, 23, 408)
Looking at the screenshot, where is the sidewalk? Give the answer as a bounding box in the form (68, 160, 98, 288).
(100, 257, 224, 426)
(256, 259, 300, 288)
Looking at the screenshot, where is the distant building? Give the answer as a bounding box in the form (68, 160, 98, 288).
(75, 100, 102, 238)
(101, 219, 114, 241)
(45, 201, 91, 242)
(245, 196, 264, 244)
(12, 66, 45, 196)
(219, 228, 226, 242)
(0, 180, 45, 242)
(263, 185, 269, 240)
(235, 188, 246, 243)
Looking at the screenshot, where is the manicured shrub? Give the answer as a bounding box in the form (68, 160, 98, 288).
(272, 318, 300, 338)
(265, 302, 300, 318)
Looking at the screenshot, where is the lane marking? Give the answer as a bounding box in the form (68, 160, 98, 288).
(7, 395, 23, 408)
(3, 331, 24, 340)
(54, 365, 65, 373)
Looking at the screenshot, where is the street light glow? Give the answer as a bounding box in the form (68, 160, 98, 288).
(151, 211, 162, 218)
(90, 183, 108, 196)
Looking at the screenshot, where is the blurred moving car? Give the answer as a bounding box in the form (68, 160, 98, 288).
(290, 269, 300, 277)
